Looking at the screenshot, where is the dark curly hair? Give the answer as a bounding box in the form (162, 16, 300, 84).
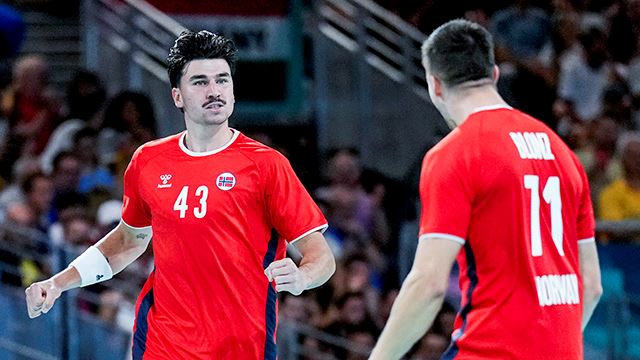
(167, 30, 238, 88)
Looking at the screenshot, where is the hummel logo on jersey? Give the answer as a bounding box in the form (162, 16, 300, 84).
(216, 172, 236, 191)
(96, 274, 104, 281)
(158, 174, 173, 188)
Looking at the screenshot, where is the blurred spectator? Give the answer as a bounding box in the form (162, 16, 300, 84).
(556, 26, 616, 124)
(0, 4, 25, 83)
(60, 211, 95, 249)
(344, 330, 375, 360)
(374, 287, 398, 330)
(277, 292, 312, 360)
(47, 191, 88, 247)
(99, 90, 156, 176)
(537, 10, 581, 87)
(606, 0, 639, 65)
(490, 0, 551, 64)
(575, 116, 623, 202)
(95, 199, 122, 236)
(0, 170, 52, 288)
(629, 55, 640, 129)
(343, 254, 381, 308)
(40, 69, 107, 174)
(490, 1, 556, 127)
(72, 127, 115, 194)
(0, 55, 62, 180)
(95, 287, 136, 333)
(315, 148, 390, 258)
(409, 332, 449, 360)
(11, 171, 54, 232)
(324, 291, 379, 358)
(0, 159, 42, 218)
(51, 150, 81, 195)
(598, 132, 640, 222)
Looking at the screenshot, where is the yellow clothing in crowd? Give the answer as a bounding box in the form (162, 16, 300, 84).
(598, 179, 640, 221)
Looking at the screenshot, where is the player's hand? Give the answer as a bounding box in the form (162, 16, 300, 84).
(264, 258, 309, 296)
(25, 279, 62, 319)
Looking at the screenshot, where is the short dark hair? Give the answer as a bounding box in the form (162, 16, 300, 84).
(167, 30, 238, 88)
(421, 19, 495, 87)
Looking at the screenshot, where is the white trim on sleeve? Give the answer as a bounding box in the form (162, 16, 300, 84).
(577, 237, 596, 244)
(288, 224, 329, 245)
(419, 233, 466, 245)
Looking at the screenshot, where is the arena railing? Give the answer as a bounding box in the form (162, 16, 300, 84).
(313, 0, 428, 100)
(81, 0, 186, 136)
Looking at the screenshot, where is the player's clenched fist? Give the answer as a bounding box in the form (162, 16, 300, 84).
(25, 280, 61, 319)
(264, 258, 310, 296)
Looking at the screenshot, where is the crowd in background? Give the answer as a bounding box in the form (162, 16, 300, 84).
(1, 0, 640, 359)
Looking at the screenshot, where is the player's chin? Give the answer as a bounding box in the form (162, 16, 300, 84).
(203, 115, 229, 126)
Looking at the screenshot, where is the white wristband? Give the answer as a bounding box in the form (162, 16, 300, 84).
(69, 246, 113, 287)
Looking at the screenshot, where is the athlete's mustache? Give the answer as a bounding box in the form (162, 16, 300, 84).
(203, 98, 226, 108)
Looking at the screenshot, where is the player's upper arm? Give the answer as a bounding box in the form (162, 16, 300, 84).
(262, 152, 327, 241)
(410, 236, 463, 292)
(96, 222, 152, 260)
(578, 240, 602, 296)
(292, 231, 333, 261)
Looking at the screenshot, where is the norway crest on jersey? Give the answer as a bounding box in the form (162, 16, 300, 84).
(216, 172, 236, 191)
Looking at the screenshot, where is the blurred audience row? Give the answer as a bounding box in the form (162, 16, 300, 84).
(380, 0, 640, 227)
(0, 0, 639, 359)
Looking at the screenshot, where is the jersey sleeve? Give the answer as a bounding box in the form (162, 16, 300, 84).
(121, 147, 152, 228)
(263, 152, 327, 244)
(418, 145, 474, 244)
(576, 162, 596, 243)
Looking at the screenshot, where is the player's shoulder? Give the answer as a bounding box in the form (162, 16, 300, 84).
(132, 133, 182, 163)
(424, 125, 469, 163)
(234, 132, 289, 164)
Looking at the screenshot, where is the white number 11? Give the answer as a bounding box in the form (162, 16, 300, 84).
(524, 175, 564, 257)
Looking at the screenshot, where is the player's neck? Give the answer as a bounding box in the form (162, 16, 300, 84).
(446, 84, 508, 125)
(184, 123, 234, 153)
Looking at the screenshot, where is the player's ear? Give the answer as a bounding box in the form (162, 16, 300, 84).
(492, 65, 500, 83)
(172, 87, 183, 109)
(428, 74, 443, 98)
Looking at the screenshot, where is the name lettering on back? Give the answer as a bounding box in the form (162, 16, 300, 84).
(509, 132, 555, 160)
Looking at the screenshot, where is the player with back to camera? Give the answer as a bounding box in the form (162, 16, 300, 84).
(25, 30, 336, 359)
(370, 19, 602, 360)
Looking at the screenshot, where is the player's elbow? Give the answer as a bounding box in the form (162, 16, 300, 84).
(321, 249, 336, 283)
(405, 270, 447, 303)
(581, 267, 603, 305)
(583, 277, 603, 305)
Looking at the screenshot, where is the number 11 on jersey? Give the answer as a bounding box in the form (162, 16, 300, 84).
(524, 175, 564, 257)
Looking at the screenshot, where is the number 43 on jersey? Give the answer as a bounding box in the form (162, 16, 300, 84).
(173, 185, 209, 219)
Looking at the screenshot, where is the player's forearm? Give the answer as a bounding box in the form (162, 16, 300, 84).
(578, 242, 602, 331)
(370, 271, 445, 360)
(94, 223, 151, 275)
(299, 247, 336, 290)
(49, 266, 82, 292)
(581, 282, 603, 330)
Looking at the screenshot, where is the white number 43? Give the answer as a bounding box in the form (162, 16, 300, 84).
(173, 185, 209, 219)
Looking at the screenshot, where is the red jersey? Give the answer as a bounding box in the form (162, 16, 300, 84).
(419, 107, 595, 359)
(122, 130, 327, 359)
